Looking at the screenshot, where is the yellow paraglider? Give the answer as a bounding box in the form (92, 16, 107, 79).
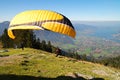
(8, 10, 76, 39)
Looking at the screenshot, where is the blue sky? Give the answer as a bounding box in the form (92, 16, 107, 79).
(0, 0, 120, 22)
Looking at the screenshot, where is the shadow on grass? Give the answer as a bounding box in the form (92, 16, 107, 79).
(0, 74, 104, 80)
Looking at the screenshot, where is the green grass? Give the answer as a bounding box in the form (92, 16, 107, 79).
(0, 48, 119, 80)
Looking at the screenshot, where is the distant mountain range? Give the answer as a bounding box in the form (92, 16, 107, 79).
(1, 21, 120, 40)
(74, 21, 120, 42)
(0, 21, 120, 43)
(0, 21, 10, 35)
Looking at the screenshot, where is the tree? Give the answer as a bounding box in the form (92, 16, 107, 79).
(46, 41, 52, 52)
(32, 38, 41, 49)
(13, 30, 35, 48)
(0, 29, 55, 54)
(41, 40, 46, 51)
(0, 29, 13, 48)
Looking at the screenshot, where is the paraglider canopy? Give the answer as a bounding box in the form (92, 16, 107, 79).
(8, 10, 76, 39)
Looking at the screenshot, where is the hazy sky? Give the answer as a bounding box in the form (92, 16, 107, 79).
(0, 0, 120, 22)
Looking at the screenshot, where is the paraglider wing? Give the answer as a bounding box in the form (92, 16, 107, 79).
(8, 10, 76, 39)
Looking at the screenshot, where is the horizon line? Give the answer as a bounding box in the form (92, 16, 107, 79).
(1, 20, 120, 23)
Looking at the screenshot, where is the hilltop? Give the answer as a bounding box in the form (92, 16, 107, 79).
(0, 48, 119, 80)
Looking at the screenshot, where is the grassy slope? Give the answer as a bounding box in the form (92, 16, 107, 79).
(0, 48, 119, 80)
